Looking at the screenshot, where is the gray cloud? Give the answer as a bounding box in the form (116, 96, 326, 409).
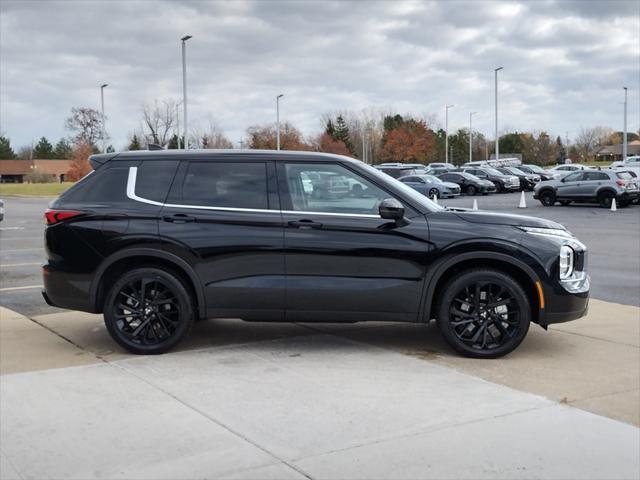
(0, 0, 638, 150)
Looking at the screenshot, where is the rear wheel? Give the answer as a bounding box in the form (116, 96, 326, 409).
(539, 190, 556, 206)
(437, 269, 531, 358)
(598, 191, 614, 208)
(493, 182, 504, 193)
(466, 185, 477, 196)
(104, 267, 195, 354)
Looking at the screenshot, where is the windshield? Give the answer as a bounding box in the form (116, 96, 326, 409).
(527, 165, 545, 173)
(423, 175, 442, 183)
(362, 164, 444, 212)
(460, 172, 481, 181)
(484, 167, 504, 176)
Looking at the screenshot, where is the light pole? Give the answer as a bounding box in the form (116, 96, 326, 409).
(494, 67, 503, 160)
(181, 35, 192, 149)
(445, 104, 454, 164)
(100, 84, 108, 153)
(469, 111, 477, 163)
(276, 94, 284, 150)
(623, 87, 628, 161)
(175, 101, 183, 149)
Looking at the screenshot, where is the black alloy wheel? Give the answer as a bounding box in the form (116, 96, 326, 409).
(104, 267, 194, 354)
(494, 181, 504, 193)
(598, 191, 614, 208)
(437, 269, 530, 358)
(428, 188, 439, 199)
(539, 190, 556, 206)
(466, 185, 477, 196)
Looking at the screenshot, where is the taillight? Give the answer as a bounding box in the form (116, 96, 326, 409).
(44, 209, 83, 225)
(616, 179, 625, 186)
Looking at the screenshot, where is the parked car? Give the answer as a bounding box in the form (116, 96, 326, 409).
(0, 198, 4, 222)
(398, 174, 461, 198)
(496, 167, 540, 191)
(375, 165, 424, 178)
(534, 169, 639, 208)
(456, 167, 520, 193)
(516, 164, 559, 181)
(544, 164, 591, 179)
(437, 171, 496, 195)
(305, 171, 349, 199)
(426, 163, 456, 171)
(43, 149, 590, 359)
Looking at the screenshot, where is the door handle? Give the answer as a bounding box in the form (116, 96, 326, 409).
(288, 219, 323, 229)
(163, 214, 196, 223)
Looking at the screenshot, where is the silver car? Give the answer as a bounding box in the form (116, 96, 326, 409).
(398, 174, 461, 199)
(534, 169, 639, 208)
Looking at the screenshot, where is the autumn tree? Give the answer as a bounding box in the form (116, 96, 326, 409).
(521, 131, 557, 166)
(247, 122, 310, 150)
(315, 132, 352, 156)
(379, 117, 437, 164)
(52, 139, 73, 159)
(498, 132, 525, 155)
(191, 119, 233, 149)
(33, 137, 54, 158)
(66, 144, 93, 181)
(0, 136, 17, 159)
(65, 107, 103, 147)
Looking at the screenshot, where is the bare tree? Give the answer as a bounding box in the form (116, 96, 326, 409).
(141, 99, 177, 147)
(191, 117, 233, 149)
(65, 107, 103, 147)
(574, 127, 599, 160)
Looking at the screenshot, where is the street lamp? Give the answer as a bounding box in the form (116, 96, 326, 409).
(100, 84, 108, 153)
(181, 35, 192, 149)
(494, 67, 503, 161)
(445, 104, 454, 164)
(175, 100, 183, 149)
(623, 87, 628, 161)
(276, 94, 284, 150)
(469, 111, 477, 163)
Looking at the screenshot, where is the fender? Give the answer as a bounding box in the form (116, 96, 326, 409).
(90, 247, 207, 320)
(418, 248, 544, 323)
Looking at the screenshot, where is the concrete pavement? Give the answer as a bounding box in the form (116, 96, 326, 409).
(1, 302, 639, 479)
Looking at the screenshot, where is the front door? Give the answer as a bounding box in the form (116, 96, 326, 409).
(556, 171, 585, 199)
(159, 158, 284, 320)
(277, 161, 431, 323)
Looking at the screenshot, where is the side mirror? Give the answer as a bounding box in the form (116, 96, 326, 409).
(379, 198, 405, 220)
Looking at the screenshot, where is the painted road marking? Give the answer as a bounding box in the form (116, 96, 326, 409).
(0, 285, 43, 292)
(1, 262, 42, 268)
(0, 227, 25, 231)
(0, 248, 42, 253)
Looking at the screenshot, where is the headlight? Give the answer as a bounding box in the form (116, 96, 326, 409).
(559, 245, 574, 280)
(520, 226, 573, 239)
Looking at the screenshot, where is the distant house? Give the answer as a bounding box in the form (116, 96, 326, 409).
(0, 159, 73, 183)
(594, 140, 640, 162)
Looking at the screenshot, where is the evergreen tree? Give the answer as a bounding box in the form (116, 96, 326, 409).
(0, 136, 17, 159)
(127, 134, 142, 151)
(52, 139, 73, 159)
(383, 114, 404, 133)
(33, 137, 54, 158)
(333, 115, 354, 154)
(325, 119, 336, 137)
(167, 134, 181, 149)
(106, 145, 115, 153)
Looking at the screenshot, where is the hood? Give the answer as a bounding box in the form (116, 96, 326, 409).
(452, 210, 565, 229)
(480, 179, 494, 186)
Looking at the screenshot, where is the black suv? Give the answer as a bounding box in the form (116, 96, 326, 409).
(43, 150, 589, 358)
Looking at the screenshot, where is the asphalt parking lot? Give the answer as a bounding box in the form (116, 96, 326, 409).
(1, 193, 639, 479)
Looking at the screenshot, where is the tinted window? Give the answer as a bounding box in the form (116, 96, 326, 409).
(181, 162, 268, 209)
(563, 172, 584, 182)
(60, 166, 129, 204)
(585, 172, 608, 181)
(616, 171, 634, 179)
(136, 160, 179, 203)
(284, 163, 391, 215)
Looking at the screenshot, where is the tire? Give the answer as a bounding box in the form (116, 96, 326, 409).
(598, 191, 614, 208)
(466, 185, 477, 196)
(436, 269, 531, 359)
(104, 267, 195, 354)
(428, 188, 439, 199)
(539, 190, 556, 206)
(618, 198, 630, 208)
(493, 182, 504, 193)
(559, 200, 571, 206)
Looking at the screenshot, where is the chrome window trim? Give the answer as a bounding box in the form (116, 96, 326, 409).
(126, 167, 380, 219)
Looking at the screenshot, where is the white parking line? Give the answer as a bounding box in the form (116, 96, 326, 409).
(0, 248, 42, 253)
(0, 227, 25, 231)
(1, 262, 42, 268)
(0, 285, 43, 292)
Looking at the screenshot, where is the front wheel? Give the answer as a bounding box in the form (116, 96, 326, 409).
(598, 191, 614, 208)
(539, 190, 556, 206)
(437, 269, 531, 358)
(428, 188, 439, 199)
(104, 267, 195, 354)
(466, 185, 477, 196)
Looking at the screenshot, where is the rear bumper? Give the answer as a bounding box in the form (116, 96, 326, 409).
(42, 263, 96, 313)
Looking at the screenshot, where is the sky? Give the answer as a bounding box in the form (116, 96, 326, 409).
(1, 0, 639, 151)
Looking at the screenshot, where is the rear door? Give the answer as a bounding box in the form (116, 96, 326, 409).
(581, 171, 610, 198)
(159, 156, 284, 320)
(556, 171, 585, 199)
(277, 161, 431, 322)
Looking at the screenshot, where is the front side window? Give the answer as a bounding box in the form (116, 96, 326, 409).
(283, 163, 391, 215)
(563, 172, 584, 182)
(181, 162, 268, 209)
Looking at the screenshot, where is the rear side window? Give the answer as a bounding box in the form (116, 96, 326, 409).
(136, 160, 179, 203)
(585, 172, 608, 181)
(616, 171, 634, 180)
(59, 166, 129, 204)
(181, 162, 268, 209)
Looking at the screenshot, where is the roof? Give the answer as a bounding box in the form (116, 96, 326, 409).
(595, 143, 640, 156)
